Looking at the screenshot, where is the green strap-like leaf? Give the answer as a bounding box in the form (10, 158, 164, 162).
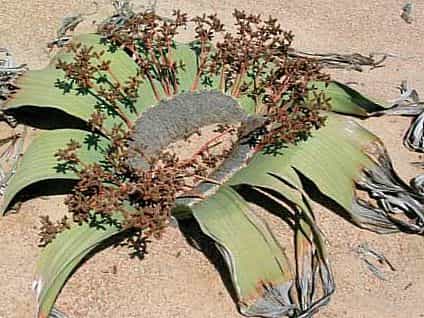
(310, 81, 388, 116)
(34, 216, 124, 318)
(227, 112, 416, 233)
(228, 113, 374, 208)
(250, 179, 334, 316)
(190, 186, 296, 317)
(4, 34, 157, 129)
(0, 129, 109, 214)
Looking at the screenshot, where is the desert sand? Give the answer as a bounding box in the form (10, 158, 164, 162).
(0, 0, 424, 317)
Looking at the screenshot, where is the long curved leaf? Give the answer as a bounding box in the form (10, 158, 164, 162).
(228, 113, 373, 206)
(3, 34, 156, 129)
(228, 113, 424, 234)
(250, 180, 334, 317)
(190, 186, 296, 317)
(310, 81, 388, 116)
(0, 129, 109, 214)
(34, 215, 124, 318)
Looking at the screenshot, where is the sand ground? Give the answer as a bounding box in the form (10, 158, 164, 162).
(0, 0, 424, 317)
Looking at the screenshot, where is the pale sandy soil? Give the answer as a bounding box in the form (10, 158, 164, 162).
(0, 1, 424, 317)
